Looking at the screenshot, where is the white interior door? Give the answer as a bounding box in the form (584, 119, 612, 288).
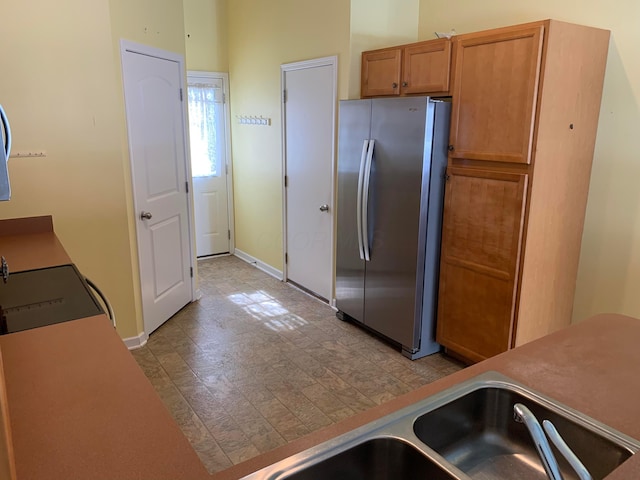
(187, 72, 231, 257)
(283, 57, 336, 301)
(121, 42, 193, 335)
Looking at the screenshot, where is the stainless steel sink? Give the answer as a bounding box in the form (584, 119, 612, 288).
(413, 383, 636, 479)
(281, 437, 457, 480)
(242, 372, 640, 480)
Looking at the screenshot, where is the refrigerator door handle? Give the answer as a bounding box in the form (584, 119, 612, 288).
(356, 139, 369, 260)
(362, 139, 375, 262)
(0, 105, 11, 158)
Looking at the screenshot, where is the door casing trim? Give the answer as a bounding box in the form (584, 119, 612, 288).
(186, 70, 235, 256)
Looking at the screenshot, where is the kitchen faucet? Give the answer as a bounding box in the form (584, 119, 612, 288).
(514, 403, 592, 480)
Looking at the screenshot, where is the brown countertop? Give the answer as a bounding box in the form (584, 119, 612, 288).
(0, 217, 209, 479)
(0, 316, 210, 480)
(216, 313, 640, 480)
(0, 216, 71, 272)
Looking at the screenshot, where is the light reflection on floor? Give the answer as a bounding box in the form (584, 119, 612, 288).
(228, 290, 309, 331)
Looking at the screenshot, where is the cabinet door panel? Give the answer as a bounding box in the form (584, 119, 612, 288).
(361, 48, 401, 97)
(402, 39, 451, 95)
(449, 26, 543, 164)
(436, 167, 528, 362)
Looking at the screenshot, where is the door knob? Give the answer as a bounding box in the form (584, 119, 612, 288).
(319, 204, 329, 212)
(140, 211, 153, 220)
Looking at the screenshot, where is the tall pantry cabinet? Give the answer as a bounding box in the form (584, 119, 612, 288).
(436, 20, 610, 363)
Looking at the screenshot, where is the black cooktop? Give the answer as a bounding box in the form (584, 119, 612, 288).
(0, 264, 104, 334)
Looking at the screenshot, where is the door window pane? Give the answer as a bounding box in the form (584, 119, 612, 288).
(187, 83, 222, 177)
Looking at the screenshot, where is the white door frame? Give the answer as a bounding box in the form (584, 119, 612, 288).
(186, 70, 235, 255)
(120, 39, 196, 336)
(280, 55, 337, 305)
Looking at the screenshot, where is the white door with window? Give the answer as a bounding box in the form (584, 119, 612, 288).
(282, 57, 336, 302)
(121, 42, 194, 335)
(187, 72, 232, 257)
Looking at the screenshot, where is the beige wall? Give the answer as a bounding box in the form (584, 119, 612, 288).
(0, 0, 191, 339)
(226, 0, 351, 270)
(184, 0, 228, 71)
(418, 0, 640, 323)
(0, 0, 139, 337)
(349, 0, 420, 98)
(108, 0, 188, 337)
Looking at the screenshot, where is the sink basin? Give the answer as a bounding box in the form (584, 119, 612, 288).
(282, 437, 456, 480)
(413, 385, 636, 479)
(242, 372, 640, 480)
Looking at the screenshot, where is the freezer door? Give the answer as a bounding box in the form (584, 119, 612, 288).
(335, 99, 372, 321)
(364, 97, 430, 349)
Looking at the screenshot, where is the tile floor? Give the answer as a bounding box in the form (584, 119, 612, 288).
(131, 255, 464, 474)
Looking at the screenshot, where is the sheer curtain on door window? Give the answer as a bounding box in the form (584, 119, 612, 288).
(187, 82, 222, 177)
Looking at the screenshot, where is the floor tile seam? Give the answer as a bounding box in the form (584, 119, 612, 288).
(217, 440, 261, 465)
(284, 370, 377, 412)
(159, 378, 237, 464)
(268, 387, 333, 423)
(261, 381, 334, 432)
(251, 399, 312, 440)
(218, 394, 273, 430)
(190, 441, 233, 474)
(297, 382, 354, 418)
(156, 349, 206, 386)
(327, 369, 390, 406)
(196, 377, 278, 441)
(197, 411, 259, 457)
(220, 411, 285, 456)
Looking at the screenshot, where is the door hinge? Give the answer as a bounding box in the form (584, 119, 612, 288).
(190, 267, 193, 278)
(179, 88, 183, 102)
(225, 164, 228, 175)
(185, 181, 189, 193)
(222, 92, 226, 104)
(285, 253, 288, 264)
(284, 175, 288, 187)
(228, 230, 231, 240)
(283, 89, 287, 103)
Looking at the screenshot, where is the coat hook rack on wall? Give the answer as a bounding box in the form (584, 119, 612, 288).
(236, 115, 271, 126)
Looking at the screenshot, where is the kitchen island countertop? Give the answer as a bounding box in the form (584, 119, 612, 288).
(214, 312, 640, 480)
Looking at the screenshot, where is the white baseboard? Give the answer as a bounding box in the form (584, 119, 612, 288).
(123, 331, 149, 350)
(234, 249, 283, 280)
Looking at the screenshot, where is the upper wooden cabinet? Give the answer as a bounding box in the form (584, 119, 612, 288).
(360, 47, 402, 97)
(448, 26, 543, 164)
(436, 20, 611, 363)
(361, 38, 451, 98)
(401, 39, 452, 95)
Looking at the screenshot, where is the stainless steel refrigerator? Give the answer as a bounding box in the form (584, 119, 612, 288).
(335, 96, 450, 359)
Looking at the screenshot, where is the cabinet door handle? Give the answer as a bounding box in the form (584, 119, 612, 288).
(392, 82, 398, 89)
(448, 145, 455, 152)
(402, 81, 408, 87)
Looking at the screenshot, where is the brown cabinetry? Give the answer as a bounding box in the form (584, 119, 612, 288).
(436, 20, 611, 363)
(361, 38, 451, 98)
(448, 26, 543, 164)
